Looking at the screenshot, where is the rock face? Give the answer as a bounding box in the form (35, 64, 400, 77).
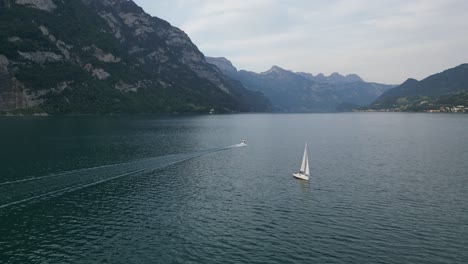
(15, 0, 56, 12)
(18, 51, 63, 64)
(0, 54, 34, 110)
(0, 0, 270, 114)
(0, 55, 14, 110)
(207, 57, 393, 112)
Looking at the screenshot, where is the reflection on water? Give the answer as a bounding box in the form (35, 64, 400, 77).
(298, 179, 311, 191)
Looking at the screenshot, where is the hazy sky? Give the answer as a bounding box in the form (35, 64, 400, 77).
(133, 0, 468, 84)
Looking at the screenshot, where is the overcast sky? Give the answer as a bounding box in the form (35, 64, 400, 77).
(133, 0, 468, 84)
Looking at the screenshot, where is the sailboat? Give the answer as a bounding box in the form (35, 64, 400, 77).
(293, 142, 310, 180)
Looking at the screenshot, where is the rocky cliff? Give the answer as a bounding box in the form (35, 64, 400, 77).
(0, 0, 270, 114)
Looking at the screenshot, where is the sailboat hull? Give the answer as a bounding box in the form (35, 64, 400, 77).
(293, 173, 309, 181)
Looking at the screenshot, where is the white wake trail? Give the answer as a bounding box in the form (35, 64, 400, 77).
(0, 144, 244, 210)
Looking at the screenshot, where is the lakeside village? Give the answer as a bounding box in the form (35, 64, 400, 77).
(427, 105, 466, 113)
(357, 105, 466, 113)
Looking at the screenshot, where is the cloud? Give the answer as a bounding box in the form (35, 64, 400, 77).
(133, 0, 468, 83)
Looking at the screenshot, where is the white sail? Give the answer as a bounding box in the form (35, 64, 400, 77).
(300, 143, 308, 173)
(293, 142, 310, 180)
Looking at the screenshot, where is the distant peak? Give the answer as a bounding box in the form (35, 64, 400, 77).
(206, 56, 233, 65)
(345, 73, 364, 82)
(261, 65, 297, 77)
(403, 78, 419, 84)
(262, 65, 284, 74)
(270, 65, 285, 71)
(205, 56, 237, 73)
(211, 56, 230, 62)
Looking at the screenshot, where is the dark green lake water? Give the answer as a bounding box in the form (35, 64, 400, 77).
(0, 113, 467, 263)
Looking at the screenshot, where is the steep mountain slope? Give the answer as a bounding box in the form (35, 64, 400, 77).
(206, 57, 393, 112)
(0, 0, 270, 114)
(371, 64, 468, 110)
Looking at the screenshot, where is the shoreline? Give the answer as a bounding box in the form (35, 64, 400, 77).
(1, 111, 467, 117)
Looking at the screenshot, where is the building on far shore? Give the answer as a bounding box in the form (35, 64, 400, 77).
(435, 106, 465, 113)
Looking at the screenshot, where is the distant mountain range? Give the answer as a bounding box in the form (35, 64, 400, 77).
(296, 71, 364, 84)
(206, 57, 394, 112)
(0, 0, 270, 114)
(370, 63, 468, 111)
(1, 0, 463, 115)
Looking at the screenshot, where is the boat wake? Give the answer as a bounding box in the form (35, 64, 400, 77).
(0, 144, 244, 210)
(232, 143, 247, 148)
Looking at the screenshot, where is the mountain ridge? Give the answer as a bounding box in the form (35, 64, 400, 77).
(371, 63, 468, 110)
(297, 71, 364, 84)
(0, 0, 270, 114)
(206, 56, 394, 112)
